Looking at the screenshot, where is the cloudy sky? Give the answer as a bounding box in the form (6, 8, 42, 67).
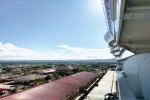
(0, 0, 115, 60)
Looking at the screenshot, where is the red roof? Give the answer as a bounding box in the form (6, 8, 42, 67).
(71, 72, 97, 83)
(0, 82, 78, 100)
(54, 72, 97, 85)
(0, 72, 97, 100)
(55, 76, 81, 84)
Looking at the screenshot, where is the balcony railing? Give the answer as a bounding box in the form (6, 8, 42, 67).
(104, 31, 112, 42)
(102, 0, 112, 31)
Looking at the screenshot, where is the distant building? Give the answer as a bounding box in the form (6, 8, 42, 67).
(0, 84, 16, 96)
(13, 74, 46, 83)
(0, 73, 20, 82)
(67, 65, 79, 73)
(12, 68, 22, 75)
(56, 66, 71, 76)
(0, 66, 5, 70)
(56, 65, 79, 76)
(30, 68, 56, 75)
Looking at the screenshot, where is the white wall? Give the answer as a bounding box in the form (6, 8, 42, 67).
(139, 55, 150, 100)
(123, 53, 150, 99)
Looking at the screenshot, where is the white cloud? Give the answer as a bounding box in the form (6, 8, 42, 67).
(58, 44, 83, 51)
(0, 42, 114, 60)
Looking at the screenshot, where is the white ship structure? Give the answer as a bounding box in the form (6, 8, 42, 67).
(102, 0, 150, 100)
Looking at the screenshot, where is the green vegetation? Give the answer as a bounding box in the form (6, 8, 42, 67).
(11, 89, 17, 93)
(67, 71, 75, 75)
(79, 65, 92, 71)
(2, 68, 13, 73)
(79, 63, 112, 72)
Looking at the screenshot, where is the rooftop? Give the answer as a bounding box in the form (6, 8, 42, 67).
(0, 82, 78, 100)
(0, 71, 98, 100)
(71, 72, 97, 83)
(13, 74, 46, 82)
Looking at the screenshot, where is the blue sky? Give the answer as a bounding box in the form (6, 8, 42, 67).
(0, 0, 115, 60)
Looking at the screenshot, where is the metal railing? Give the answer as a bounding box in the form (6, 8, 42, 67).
(102, 0, 112, 32)
(104, 31, 113, 43)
